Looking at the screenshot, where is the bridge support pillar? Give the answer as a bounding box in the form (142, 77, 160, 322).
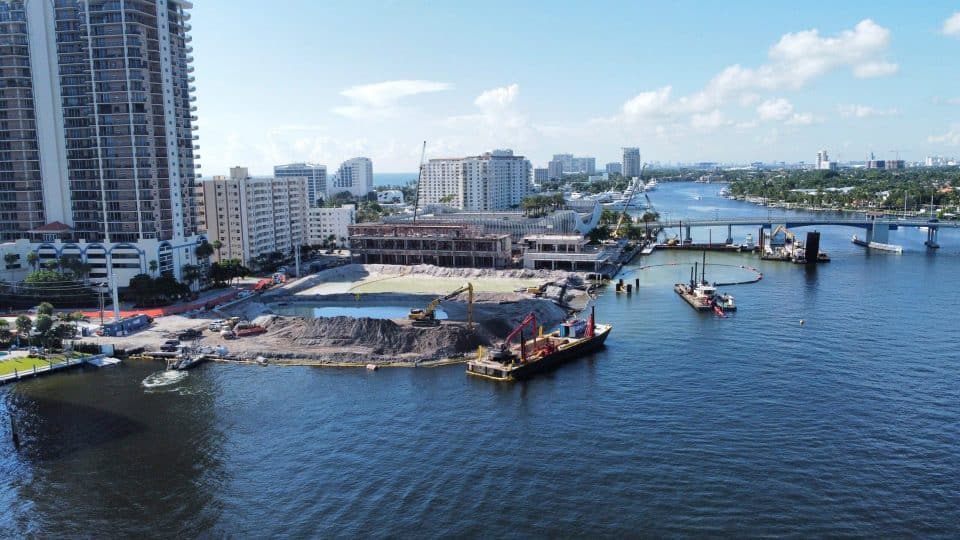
(726, 224, 733, 245)
(925, 227, 940, 249)
(869, 221, 890, 244)
(684, 225, 691, 243)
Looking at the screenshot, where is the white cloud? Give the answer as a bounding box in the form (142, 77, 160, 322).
(474, 83, 518, 108)
(928, 125, 960, 146)
(690, 109, 728, 131)
(757, 98, 794, 121)
(943, 12, 960, 36)
(837, 104, 899, 118)
(622, 86, 673, 117)
(333, 79, 452, 118)
(607, 18, 897, 130)
(785, 112, 816, 126)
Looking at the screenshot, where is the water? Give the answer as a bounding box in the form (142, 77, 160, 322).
(373, 172, 416, 188)
(272, 303, 448, 320)
(2, 182, 959, 536)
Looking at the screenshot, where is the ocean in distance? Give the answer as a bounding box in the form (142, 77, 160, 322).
(1, 182, 958, 537)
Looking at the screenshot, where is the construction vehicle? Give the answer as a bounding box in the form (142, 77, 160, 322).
(612, 163, 647, 239)
(409, 283, 473, 327)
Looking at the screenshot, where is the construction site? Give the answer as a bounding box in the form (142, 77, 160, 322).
(83, 263, 594, 367)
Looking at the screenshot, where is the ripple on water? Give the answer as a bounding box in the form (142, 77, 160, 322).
(141, 369, 189, 391)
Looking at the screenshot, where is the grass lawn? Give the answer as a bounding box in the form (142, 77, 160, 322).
(0, 356, 53, 377)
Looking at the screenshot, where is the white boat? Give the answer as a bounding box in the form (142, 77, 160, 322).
(644, 180, 658, 191)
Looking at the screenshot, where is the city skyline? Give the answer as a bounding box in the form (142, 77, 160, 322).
(192, 1, 960, 173)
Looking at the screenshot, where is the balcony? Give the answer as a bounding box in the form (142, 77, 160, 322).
(193, 144, 200, 150)
(190, 115, 198, 121)
(187, 75, 195, 83)
(185, 34, 192, 43)
(190, 105, 197, 112)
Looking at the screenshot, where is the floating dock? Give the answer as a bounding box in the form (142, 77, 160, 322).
(656, 243, 759, 253)
(674, 283, 713, 311)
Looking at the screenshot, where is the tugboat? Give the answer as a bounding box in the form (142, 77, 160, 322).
(466, 307, 611, 381)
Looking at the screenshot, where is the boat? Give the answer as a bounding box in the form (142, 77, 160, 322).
(167, 347, 208, 371)
(466, 307, 611, 381)
(851, 234, 903, 253)
(674, 253, 737, 313)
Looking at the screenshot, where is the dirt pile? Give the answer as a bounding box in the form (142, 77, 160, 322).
(259, 316, 483, 361)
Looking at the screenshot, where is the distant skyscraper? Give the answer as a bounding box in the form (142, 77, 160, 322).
(421, 150, 531, 211)
(816, 150, 838, 171)
(533, 168, 548, 183)
(329, 157, 373, 198)
(275, 163, 327, 206)
(547, 160, 564, 180)
(551, 153, 595, 174)
(622, 147, 641, 177)
(605, 162, 623, 175)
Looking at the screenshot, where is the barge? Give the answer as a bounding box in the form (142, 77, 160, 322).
(467, 307, 611, 381)
(674, 254, 737, 314)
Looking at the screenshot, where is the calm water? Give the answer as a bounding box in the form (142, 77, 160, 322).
(2, 183, 959, 537)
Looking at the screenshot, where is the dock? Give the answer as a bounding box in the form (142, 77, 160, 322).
(656, 243, 759, 253)
(0, 354, 114, 385)
(674, 283, 713, 311)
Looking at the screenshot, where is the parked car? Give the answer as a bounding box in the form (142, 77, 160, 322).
(177, 328, 202, 341)
(220, 328, 236, 340)
(208, 320, 224, 331)
(160, 339, 180, 352)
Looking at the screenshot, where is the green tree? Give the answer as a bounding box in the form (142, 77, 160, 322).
(587, 226, 612, 244)
(211, 240, 223, 258)
(36, 302, 54, 316)
(26, 251, 38, 270)
(34, 314, 53, 336)
(148, 259, 158, 276)
(181, 263, 202, 293)
(0, 318, 11, 344)
(15, 315, 32, 341)
(195, 242, 214, 260)
(3, 252, 17, 268)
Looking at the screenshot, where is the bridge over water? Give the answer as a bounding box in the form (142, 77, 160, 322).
(654, 217, 959, 248)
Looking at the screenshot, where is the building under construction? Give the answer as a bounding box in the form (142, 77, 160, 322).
(349, 223, 512, 268)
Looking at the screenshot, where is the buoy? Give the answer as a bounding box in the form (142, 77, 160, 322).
(799, 319, 805, 325)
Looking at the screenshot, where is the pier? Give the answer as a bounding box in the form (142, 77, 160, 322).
(0, 354, 112, 385)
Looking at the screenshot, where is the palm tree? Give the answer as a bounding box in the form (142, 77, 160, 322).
(211, 240, 223, 259)
(15, 315, 31, 346)
(181, 264, 201, 293)
(148, 259, 158, 277)
(26, 251, 38, 270)
(0, 318, 11, 344)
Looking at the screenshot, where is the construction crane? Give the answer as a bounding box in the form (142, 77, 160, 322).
(412, 140, 426, 224)
(491, 312, 538, 364)
(613, 163, 646, 238)
(408, 282, 473, 327)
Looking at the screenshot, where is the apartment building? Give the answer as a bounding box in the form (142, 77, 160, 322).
(307, 204, 355, 247)
(328, 157, 373, 198)
(198, 167, 307, 265)
(421, 150, 532, 211)
(275, 163, 327, 206)
(0, 0, 204, 285)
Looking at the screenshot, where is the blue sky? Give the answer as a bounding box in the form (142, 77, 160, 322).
(192, 1, 960, 173)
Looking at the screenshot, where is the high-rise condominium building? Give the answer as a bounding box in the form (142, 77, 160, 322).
(605, 162, 623, 175)
(0, 0, 204, 285)
(533, 168, 548, 183)
(421, 150, 532, 211)
(275, 163, 326, 206)
(551, 154, 596, 175)
(197, 167, 307, 265)
(547, 160, 564, 180)
(622, 147, 641, 177)
(328, 157, 373, 198)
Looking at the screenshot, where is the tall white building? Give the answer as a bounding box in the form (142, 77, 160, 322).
(307, 204, 355, 247)
(605, 162, 623, 175)
(0, 0, 204, 285)
(329, 157, 373, 198)
(816, 150, 837, 171)
(622, 147, 642, 178)
(275, 163, 326, 206)
(198, 167, 308, 265)
(551, 154, 596, 175)
(421, 150, 532, 211)
(533, 168, 548, 183)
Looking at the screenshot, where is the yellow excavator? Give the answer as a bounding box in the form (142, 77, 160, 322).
(409, 283, 473, 327)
